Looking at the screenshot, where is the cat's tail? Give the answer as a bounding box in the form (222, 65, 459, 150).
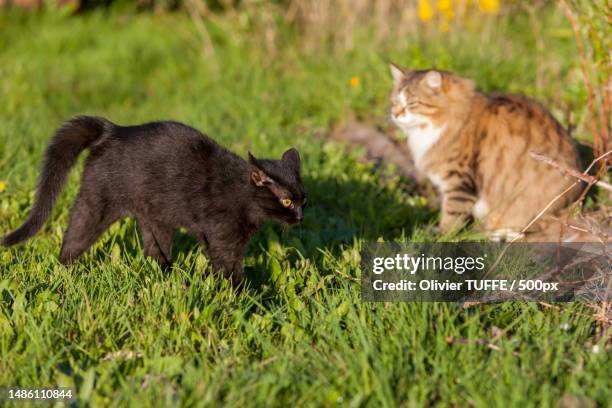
(2, 116, 113, 247)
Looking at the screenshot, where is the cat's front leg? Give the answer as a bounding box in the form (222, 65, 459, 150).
(205, 239, 247, 287)
(439, 189, 477, 234)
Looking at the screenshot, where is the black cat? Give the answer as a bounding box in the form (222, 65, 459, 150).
(2, 116, 306, 285)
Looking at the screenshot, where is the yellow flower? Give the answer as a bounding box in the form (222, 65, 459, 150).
(478, 0, 500, 14)
(418, 0, 435, 22)
(350, 76, 360, 87)
(0, 180, 6, 193)
(437, 0, 455, 20)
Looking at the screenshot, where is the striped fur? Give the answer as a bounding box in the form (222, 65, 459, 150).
(389, 64, 583, 240)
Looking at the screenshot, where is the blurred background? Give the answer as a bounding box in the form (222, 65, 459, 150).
(1, 0, 610, 254)
(1, 0, 609, 220)
(1, 0, 610, 245)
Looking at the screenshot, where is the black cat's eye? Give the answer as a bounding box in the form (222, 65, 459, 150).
(281, 198, 293, 208)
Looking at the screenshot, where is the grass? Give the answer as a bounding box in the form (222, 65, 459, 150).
(0, 5, 610, 407)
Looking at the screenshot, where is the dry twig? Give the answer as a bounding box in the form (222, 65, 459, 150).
(529, 151, 612, 193)
(517, 150, 612, 240)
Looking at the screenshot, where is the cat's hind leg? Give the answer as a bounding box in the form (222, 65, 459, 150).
(137, 218, 174, 270)
(59, 192, 118, 264)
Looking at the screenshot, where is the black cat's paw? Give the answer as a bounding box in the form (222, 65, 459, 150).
(230, 273, 245, 289)
(158, 260, 173, 272)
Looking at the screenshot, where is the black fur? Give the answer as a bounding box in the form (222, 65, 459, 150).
(2, 116, 306, 285)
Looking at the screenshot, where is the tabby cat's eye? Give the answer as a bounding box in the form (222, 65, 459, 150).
(281, 198, 293, 208)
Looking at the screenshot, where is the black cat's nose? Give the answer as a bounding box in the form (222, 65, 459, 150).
(295, 209, 304, 223)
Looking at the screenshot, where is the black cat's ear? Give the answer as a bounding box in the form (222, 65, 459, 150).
(251, 168, 274, 187)
(248, 152, 259, 166)
(282, 148, 300, 172)
(249, 151, 274, 186)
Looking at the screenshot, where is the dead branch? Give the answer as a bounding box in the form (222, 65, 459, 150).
(517, 150, 612, 240)
(529, 151, 612, 193)
(549, 214, 610, 244)
(483, 151, 612, 278)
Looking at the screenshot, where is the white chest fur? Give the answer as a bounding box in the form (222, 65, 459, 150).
(404, 124, 445, 170)
(391, 94, 446, 171)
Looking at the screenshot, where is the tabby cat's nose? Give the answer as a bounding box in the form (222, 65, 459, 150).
(392, 105, 405, 116)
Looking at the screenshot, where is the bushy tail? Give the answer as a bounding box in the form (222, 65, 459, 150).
(2, 116, 113, 246)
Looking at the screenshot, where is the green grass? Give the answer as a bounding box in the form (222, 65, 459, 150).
(0, 6, 610, 407)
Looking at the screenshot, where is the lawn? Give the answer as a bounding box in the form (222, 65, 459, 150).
(0, 4, 610, 407)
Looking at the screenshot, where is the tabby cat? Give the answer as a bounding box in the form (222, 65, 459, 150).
(389, 64, 583, 240)
(2, 116, 306, 285)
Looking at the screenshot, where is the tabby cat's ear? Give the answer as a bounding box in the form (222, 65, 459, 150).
(389, 63, 406, 85)
(424, 71, 442, 89)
